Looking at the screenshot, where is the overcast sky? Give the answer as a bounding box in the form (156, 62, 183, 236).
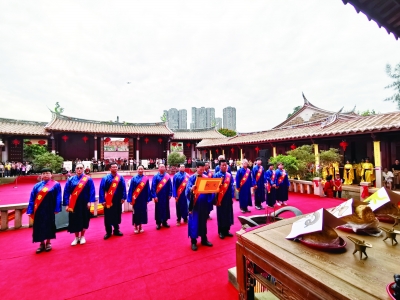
(0, 0, 399, 132)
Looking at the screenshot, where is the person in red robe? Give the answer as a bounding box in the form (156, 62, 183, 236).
(333, 173, 343, 198)
(324, 175, 334, 198)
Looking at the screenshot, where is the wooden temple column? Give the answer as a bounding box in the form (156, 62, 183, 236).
(314, 144, 319, 171)
(272, 146, 277, 158)
(136, 137, 140, 164)
(94, 135, 98, 159)
(51, 134, 56, 154)
(166, 138, 171, 157)
(373, 140, 382, 188)
(99, 137, 104, 160)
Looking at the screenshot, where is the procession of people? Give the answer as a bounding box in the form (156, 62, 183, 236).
(28, 155, 291, 253)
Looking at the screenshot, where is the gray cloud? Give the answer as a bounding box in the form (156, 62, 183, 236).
(0, 0, 398, 132)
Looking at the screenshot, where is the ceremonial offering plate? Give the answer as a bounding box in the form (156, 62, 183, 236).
(386, 282, 396, 300)
(297, 237, 346, 252)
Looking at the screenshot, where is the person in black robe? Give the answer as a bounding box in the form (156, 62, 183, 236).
(99, 162, 127, 239)
(63, 163, 96, 246)
(27, 168, 62, 253)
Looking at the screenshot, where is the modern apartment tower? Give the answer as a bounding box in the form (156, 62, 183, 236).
(223, 106, 236, 130)
(164, 108, 187, 129)
(190, 107, 215, 129)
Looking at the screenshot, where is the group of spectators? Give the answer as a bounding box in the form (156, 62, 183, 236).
(0, 161, 33, 177)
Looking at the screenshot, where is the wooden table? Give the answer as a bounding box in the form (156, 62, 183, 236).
(236, 217, 399, 300)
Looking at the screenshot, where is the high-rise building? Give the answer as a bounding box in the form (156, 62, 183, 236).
(191, 107, 216, 129)
(223, 106, 236, 130)
(164, 108, 187, 129)
(215, 117, 222, 130)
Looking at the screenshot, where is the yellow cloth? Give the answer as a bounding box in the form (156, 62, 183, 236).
(321, 166, 328, 180)
(328, 165, 334, 176)
(343, 164, 354, 185)
(332, 162, 339, 175)
(361, 162, 375, 183)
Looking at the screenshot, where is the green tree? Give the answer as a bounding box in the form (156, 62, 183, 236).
(160, 113, 167, 122)
(286, 106, 301, 119)
(269, 154, 299, 178)
(286, 145, 315, 179)
(319, 148, 342, 167)
(358, 109, 376, 116)
(23, 144, 47, 161)
(33, 152, 64, 173)
(167, 152, 186, 167)
(218, 128, 236, 137)
(384, 63, 400, 109)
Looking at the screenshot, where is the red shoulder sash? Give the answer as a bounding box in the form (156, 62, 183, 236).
(67, 175, 89, 212)
(176, 174, 189, 199)
(255, 166, 263, 183)
(105, 174, 121, 208)
(239, 168, 251, 190)
(131, 176, 149, 205)
(217, 173, 231, 206)
(156, 173, 170, 194)
(31, 180, 57, 219)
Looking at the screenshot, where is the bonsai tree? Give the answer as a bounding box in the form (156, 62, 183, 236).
(319, 148, 342, 167)
(167, 152, 186, 167)
(33, 152, 64, 173)
(23, 144, 47, 161)
(286, 145, 315, 179)
(269, 154, 299, 178)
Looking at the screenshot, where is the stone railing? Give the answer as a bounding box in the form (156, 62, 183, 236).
(0, 203, 30, 230)
(289, 179, 314, 195)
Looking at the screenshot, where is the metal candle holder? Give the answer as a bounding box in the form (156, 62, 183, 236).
(347, 236, 372, 260)
(378, 226, 400, 246)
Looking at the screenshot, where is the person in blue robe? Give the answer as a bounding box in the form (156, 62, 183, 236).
(173, 164, 189, 226)
(185, 161, 213, 251)
(151, 164, 172, 229)
(213, 160, 234, 239)
(214, 155, 232, 174)
(252, 158, 266, 210)
(235, 159, 255, 213)
(27, 168, 62, 253)
(99, 162, 127, 239)
(264, 163, 277, 208)
(203, 161, 214, 219)
(127, 165, 151, 233)
(63, 163, 95, 246)
(275, 162, 290, 206)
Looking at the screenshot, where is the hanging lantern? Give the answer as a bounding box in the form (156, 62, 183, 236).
(104, 137, 111, 143)
(62, 135, 69, 143)
(38, 140, 46, 145)
(172, 142, 177, 147)
(339, 140, 349, 151)
(25, 141, 32, 145)
(123, 138, 129, 143)
(186, 142, 191, 148)
(255, 146, 260, 153)
(203, 149, 207, 153)
(158, 138, 163, 144)
(144, 138, 149, 144)
(12, 139, 20, 147)
(216, 149, 219, 154)
(82, 136, 89, 143)
(290, 144, 296, 150)
(230, 148, 234, 153)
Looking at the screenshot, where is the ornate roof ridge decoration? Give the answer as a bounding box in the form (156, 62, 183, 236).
(342, 0, 400, 40)
(0, 117, 48, 126)
(273, 93, 359, 129)
(46, 112, 170, 127)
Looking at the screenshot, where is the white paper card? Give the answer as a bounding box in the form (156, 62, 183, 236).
(364, 187, 390, 211)
(328, 198, 353, 218)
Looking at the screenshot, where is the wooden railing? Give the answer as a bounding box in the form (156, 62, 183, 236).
(0, 203, 30, 230)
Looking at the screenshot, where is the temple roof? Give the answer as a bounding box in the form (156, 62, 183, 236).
(342, 0, 400, 40)
(0, 118, 49, 136)
(171, 128, 225, 140)
(273, 93, 358, 129)
(197, 111, 400, 147)
(45, 113, 174, 136)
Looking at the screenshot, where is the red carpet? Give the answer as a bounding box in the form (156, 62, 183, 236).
(0, 182, 344, 299)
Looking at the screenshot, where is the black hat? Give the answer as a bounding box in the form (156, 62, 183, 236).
(41, 168, 52, 173)
(196, 161, 205, 167)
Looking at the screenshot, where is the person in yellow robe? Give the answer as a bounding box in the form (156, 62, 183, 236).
(321, 166, 328, 180)
(343, 160, 354, 185)
(328, 164, 334, 176)
(361, 158, 375, 183)
(332, 162, 340, 177)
